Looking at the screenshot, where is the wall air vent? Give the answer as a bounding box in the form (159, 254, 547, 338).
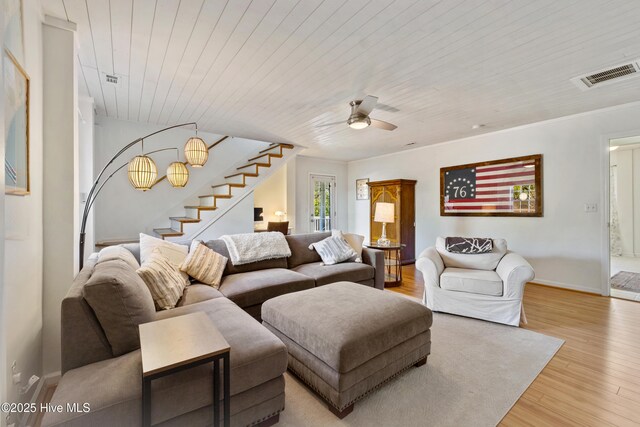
(571, 60, 640, 90)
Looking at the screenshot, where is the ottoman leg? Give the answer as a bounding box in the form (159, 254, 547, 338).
(414, 357, 427, 367)
(328, 403, 354, 419)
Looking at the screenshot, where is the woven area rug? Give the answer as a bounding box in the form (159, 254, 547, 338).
(611, 270, 640, 292)
(278, 311, 563, 427)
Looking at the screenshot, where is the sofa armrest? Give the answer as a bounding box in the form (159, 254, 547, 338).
(415, 247, 444, 289)
(496, 251, 535, 299)
(362, 247, 385, 290)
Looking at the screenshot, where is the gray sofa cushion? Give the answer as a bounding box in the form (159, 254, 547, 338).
(61, 256, 114, 374)
(262, 282, 433, 373)
(176, 284, 224, 307)
(219, 268, 315, 308)
(155, 298, 287, 396)
(285, 232, 330, 268)
(82, 259, 156, 356)
(292, 261, 374, 286)
(440, 267, 503, 296)
(44, 298, 287, 427)
(205, 239, 288, 275)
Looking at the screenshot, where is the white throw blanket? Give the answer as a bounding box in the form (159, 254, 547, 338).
(220, 232, 291, 265)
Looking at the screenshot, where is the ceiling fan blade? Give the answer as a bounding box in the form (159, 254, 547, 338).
(356, 95, 378, 116)
(370, 118, 397, 131)
(315, 120, 345, 128)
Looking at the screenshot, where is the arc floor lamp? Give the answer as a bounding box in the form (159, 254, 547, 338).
(79, 122, 209, 270)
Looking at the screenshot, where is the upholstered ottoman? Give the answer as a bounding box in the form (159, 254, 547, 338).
(262, 281, 432, 418)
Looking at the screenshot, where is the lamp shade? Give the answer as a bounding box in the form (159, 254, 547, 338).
(374, 202, 394, 223)
(184, 137, 208, 167)
(128, 155, 158, 191)
(167, 161, 189, 188)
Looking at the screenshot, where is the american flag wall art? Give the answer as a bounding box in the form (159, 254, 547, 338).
(440, 155, 543, 217)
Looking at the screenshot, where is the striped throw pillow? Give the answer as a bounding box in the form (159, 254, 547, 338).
(180, 241, 228, 288)
(137, 249, 189, 310)
(309, 236, 357, 265)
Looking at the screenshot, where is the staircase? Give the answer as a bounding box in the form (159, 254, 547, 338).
(153, 143, 295, 240)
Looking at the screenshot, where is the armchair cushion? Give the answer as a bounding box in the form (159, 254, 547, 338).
(440, 268, 503, 296)
(436, 237, 507, 271)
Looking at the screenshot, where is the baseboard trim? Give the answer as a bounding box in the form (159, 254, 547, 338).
(530, 280, 601, 295)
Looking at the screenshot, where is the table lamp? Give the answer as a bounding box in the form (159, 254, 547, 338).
(374, 202, 394, 246)
(275, 210, 286, 222)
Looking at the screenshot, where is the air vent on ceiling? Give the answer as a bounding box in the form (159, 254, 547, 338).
(105, 74, 118, 84)
(571, 60, 640, 90)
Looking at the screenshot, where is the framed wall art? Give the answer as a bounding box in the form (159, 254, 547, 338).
(356, 178, 369, 200)
(4, 48, 30, 195)
(440, 154, 542, 217)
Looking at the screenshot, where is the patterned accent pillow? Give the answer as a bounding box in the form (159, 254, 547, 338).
(180, 241, 228, 289)
(139, 233, 189, 283)
(445, 237, 493, 254)
(309, 236, 357, 265)
(137, 249, 189, 310)
(331, 230, 364, 263)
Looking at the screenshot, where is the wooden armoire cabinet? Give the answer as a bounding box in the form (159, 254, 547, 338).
(367, 179, 417, 264)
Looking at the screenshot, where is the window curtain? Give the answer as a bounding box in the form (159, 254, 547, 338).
(610, 166, 622, 257)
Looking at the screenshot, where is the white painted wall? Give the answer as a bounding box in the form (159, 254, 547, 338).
(287, 155, 348, 234)
(3, 1, 44, 409)
(195, 194, 255, 241)
(93, 117, 270, 241)
(349, 102, 640, 294)
(42, 17, 79, 375)
(0, 0, 6, 413)
(78, 97, 95, 260)
(254, 164, 287, 224)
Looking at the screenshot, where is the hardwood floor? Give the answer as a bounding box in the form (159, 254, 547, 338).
(391, 265, 640, 426)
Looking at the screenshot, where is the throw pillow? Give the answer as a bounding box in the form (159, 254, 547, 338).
(97, 245, 140, 270)
(139, 233, 189, 282)
(331, 230, 364, 263)
(83, 258, 156, 356)
(309, 236, 357, 265)
(445, 237, 493, 254)
(180, 241, 228, 289)
(137, 249, 189, 310)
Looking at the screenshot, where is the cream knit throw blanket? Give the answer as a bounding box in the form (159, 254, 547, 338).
(220, 232, 291, 265)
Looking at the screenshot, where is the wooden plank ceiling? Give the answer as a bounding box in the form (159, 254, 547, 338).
(42, 0, 640, 160)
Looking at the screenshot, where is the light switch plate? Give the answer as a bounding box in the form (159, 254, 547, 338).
(584, 203, 598, 213)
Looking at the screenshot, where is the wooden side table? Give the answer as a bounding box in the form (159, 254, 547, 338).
(139, 312, 230, 427)
(365, 243, 406, 287)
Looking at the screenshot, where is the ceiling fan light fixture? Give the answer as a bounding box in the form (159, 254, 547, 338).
(348, 116, 371, 130)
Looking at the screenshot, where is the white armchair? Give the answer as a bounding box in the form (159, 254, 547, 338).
(416, 237, 534, 326)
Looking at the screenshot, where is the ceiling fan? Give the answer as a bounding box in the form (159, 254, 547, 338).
(318, 95, 397, 131)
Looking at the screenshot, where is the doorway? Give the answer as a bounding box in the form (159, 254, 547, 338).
(309, 174, 336, 232)
(609, 136, 640, 301)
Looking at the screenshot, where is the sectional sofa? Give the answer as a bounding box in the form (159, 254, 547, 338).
(43, 232, 384, 427)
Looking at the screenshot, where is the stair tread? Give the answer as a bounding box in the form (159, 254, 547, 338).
(154, 228, 183, 237)
(211, 183, 246, 189)
(247, 152, 283, 162)
(170, 217, 201, 223)
(185, 206, 217, 210)
(214, 194, 232, 199)
(258, 144, 292, 154)
(237, 162, 270, 170)
(225, 172, 259, 179)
